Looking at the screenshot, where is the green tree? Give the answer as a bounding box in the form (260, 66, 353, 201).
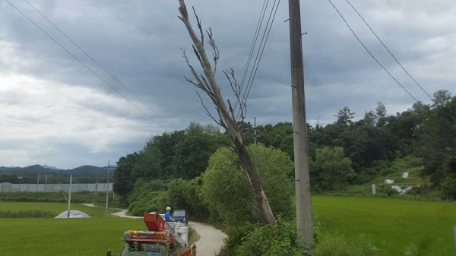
(132, 142, 163, 179)
(312, 147, 355, 190)
(202, 144, 294, 225)
(113, 152, 139, 205)
(417, 92, 456, 186)
(172, 123, 229, 179)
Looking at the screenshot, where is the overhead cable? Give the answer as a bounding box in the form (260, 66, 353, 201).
(6, 0, 167, 130)
(344, 0, 433, 100)
(327, 0, 419, 102)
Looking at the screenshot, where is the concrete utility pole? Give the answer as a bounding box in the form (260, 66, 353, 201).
(288, 0, 314, 246)
(105, 160, 110, 214)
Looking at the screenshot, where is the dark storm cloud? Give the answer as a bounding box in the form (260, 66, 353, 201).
(1, 0, 455, 168)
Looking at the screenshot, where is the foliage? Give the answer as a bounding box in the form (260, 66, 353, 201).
(113, 152, 139, 205)
(128, 179, 168, 215)
(202, 144, 294, 225)
(311, 146, 355, 191)
(441, 174, 456, 200)
(235, 218, 309, 256)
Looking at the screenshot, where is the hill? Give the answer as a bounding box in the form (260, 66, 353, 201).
(0, 165, 109, 183)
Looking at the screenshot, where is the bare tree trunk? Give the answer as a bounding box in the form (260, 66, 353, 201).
(178, 0, 275, 225)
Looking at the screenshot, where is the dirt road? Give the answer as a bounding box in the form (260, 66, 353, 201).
(108, 208, 227, 255)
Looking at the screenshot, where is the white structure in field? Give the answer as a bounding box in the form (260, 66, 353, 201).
(55, 210, 90, 218)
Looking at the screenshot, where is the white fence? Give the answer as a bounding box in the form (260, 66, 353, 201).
(0, 183, 113, 193)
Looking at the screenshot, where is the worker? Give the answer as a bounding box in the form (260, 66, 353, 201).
(165, 206, 175, 222)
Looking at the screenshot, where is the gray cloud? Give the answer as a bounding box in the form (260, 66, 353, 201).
(1, 0, 455, 168)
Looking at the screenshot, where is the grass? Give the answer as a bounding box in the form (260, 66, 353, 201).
(313, 196, 456, 256)
(0, 217, 145, 256)
(0, 202, 144, 256)
(2, 198, 456, 255)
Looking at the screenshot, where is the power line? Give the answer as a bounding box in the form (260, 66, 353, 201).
(236, 0, 282, 119)
(244, 0, 281, 102)
(22, 0, 169, 123)
(5, 0, 167, 130)
(326, 0, 419, 102)
(344, 0, 433, 101)
(240, 0, 269, 88)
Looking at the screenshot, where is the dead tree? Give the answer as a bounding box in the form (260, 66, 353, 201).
(178, 0, 275, 225)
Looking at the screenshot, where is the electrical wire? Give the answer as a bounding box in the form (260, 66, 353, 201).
(344, 0, 433, 101)
(5, 0, 167, 130)
(236, 0, 282, 119)
(22, 0, 169, 124)
(244, 0, 281, 103)
(326, 0, 419, 102)
(240, 0, 269, 89)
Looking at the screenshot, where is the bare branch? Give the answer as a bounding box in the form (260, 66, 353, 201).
(196, 91, 222, 126)
(192, 45, 203, 66)
(192, 6, 204, 43)
(207, 28, 220, 74)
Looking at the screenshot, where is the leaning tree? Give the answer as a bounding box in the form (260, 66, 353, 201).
(178, 0, 275, 225)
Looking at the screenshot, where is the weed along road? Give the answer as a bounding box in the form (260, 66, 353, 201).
(111, 208, 226, 255)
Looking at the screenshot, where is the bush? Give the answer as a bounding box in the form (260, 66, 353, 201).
(376, 184, 398, 197)
(128, 180, 168, 215)
(441, 174, 456, 200)
(235, 218, 309, 256)
(202, 144, 294, 225)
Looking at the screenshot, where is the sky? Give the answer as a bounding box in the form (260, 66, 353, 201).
(1, 0, 455, 169)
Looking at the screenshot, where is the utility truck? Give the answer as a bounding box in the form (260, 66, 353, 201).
(108, 212, 196, 256)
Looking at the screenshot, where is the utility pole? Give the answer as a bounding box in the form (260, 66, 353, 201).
(289, 0, 313, 247)
(105, 160, 110, 214)
(254, 117, 257, 144)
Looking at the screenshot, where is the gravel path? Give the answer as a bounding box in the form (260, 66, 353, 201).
(109, 208, 227, 255)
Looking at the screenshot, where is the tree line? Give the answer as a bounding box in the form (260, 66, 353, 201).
(114, 90, 456, 205)
(112, 89, 455, 254)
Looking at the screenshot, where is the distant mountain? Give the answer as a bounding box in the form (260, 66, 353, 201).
(0, 164, 109, 179)
(42, 165, 60, 170)
(69, 165, 108, 176)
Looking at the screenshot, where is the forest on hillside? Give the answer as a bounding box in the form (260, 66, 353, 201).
(113, 90, 456, 204)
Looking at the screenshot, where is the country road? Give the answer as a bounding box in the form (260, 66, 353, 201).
(189, 221, 227, 256)
(107, 208, 227, 255)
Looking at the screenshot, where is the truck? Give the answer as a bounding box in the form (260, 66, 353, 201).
(108, 212, 196, 256)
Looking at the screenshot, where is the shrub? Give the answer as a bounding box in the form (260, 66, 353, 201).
(441, 174, 456, 200)
(202, 144, 294, 225)
(235, 218, 309, 256)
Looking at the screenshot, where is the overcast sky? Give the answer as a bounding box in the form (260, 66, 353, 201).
(1, 0, 455, 169)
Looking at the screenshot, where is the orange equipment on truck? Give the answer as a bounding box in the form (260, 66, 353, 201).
(108, 212, 196, 256)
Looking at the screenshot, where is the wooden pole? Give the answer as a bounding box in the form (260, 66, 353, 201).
(289, 0, 313, 246)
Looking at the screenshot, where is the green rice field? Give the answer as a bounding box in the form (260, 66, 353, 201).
(313, 196, 456, 255)
(1, 197, 455, 255)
